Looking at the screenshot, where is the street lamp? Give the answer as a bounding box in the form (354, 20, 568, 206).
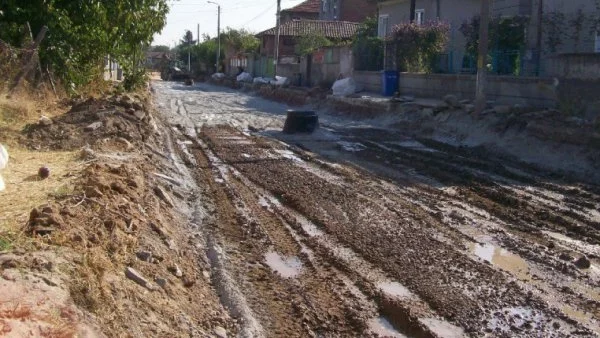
(207, 1, 221, 73)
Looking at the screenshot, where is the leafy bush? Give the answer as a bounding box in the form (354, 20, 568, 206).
(390, 21, 449, 73)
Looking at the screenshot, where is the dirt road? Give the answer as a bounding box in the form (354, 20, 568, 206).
(153, 81, 600, 337)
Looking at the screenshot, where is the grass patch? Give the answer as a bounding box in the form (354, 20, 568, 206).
(0, 235, 12, 251)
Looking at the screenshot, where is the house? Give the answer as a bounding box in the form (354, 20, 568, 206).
(256, 20, 360, 85)
(320, 0, 378, 22)
(377, 0, 600, 76)
(104, 56, 123, 81)
(145, 51, 172, 71)
(280, 0, 320, 23)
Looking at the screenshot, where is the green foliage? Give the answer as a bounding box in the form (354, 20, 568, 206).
(0, 0, 169, 91)
(0, 235, 12, 251)
(460, 16, 528, 56)
(391, 21, 449, 73)
(149, 45, 171, 53)
(296, 32, 333, 56)
(353, 17, 383, 71)
(221, 27, 259, 54)
(459, 16, 527, 75)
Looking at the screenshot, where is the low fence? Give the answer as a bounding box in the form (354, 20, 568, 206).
(545, 53, 600, 80)
(353, 71, 557, 108)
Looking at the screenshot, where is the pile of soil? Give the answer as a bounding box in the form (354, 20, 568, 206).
(23, 94, 158, 151)
(1, 92, 235, 337)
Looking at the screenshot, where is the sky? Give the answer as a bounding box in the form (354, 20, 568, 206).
(153, 0, 306, 47)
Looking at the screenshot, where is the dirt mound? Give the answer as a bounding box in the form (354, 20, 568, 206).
(21, 157, 234, 337)
(2, 90, 235, 337)
(23, 94, 157, 151)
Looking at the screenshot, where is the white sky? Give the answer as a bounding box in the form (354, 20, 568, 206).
(153, 0, 306, 47)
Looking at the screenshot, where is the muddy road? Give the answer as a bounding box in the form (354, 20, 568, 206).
(152, 81, 600, 337)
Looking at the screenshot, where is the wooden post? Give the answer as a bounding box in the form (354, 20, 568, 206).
(474, 0, 490, 114)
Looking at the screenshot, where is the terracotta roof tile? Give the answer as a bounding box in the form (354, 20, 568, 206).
(281, 0, 321, 13)
(257, 20, 360, 39)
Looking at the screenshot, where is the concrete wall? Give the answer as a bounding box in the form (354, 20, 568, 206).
(354, 70, 382, 93)
(398, 73, 557, 107)
(546, 54, 600, 80)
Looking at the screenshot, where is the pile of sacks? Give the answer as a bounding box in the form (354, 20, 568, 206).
(0, 144, 7, 191)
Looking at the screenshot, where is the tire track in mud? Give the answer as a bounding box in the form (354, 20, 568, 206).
(177, 131, 387, 337)
(197, 125, 594, 337)
(332, 134, 600, 332)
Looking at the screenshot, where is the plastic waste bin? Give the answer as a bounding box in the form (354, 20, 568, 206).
(382, 71, 399, 96)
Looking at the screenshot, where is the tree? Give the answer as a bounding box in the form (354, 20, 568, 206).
(221, 27, 259, 54)
(150, 45, 171, 53)
(296, 32, 333, 56)
(353, 17, 383, 71)
(181, 30, 195, 45)
(0, 0, 169, 90)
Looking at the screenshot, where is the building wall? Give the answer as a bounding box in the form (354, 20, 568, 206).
(281, 11, 319, 23)
(340, 0, 377, 22)
(321, 0, 377, 22)
(379, 0, 480, 73)
(259, 35, 297, 58)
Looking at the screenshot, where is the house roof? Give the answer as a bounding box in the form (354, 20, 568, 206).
(257, 20, 360, 39)
(281, 0, 320, 13)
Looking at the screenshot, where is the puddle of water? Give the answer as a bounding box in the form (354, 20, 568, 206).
(560, 304, 593, 323)
(368, 317, 408, 338)
(337, 141, 367, 152)
(264, 251, 302, 278)
(419, 318, 465, 338)
(273, 149, 303, 162)
(258, 196, 270, 209)
(488, 307, 545, 333)
(542, 231, 600, 257)
(470, 243, 530, 281)
(377, 281, 414, 299)
(387, 140, 438, 153)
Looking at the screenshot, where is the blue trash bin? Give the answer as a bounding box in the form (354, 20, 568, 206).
(382, 71, 399, 96)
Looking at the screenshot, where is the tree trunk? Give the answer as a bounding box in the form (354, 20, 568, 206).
(410, 0, 416, 22)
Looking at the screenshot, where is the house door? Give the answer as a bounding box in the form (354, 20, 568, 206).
(306, 54, 312, 87)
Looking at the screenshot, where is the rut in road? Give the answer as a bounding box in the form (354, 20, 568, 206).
(166, 123, 595, 337)
(154, 81, 599, 337)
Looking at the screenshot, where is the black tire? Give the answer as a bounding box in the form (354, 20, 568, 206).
(283, 111, 319, 134)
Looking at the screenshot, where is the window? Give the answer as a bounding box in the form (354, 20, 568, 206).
(322, 0, 328, 12)
(415, 9, 424, 25)
(378, 14, 389, 38)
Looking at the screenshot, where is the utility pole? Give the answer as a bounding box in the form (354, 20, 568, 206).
(274, 0, 281, 77)
(208, 1, 221, 73)
(535, 0, 543, 76)
(197, 23, 200, 46)
(474, 0, 490, 114)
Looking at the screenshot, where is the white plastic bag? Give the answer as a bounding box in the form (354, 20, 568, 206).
(253, 77, 269, 84)
(236, 72, 253, 83)
(269, 76, 289, 86)
(211, 72, 225, 80)
(332, 78, 357, 97)
(0, 144, 8, 191)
